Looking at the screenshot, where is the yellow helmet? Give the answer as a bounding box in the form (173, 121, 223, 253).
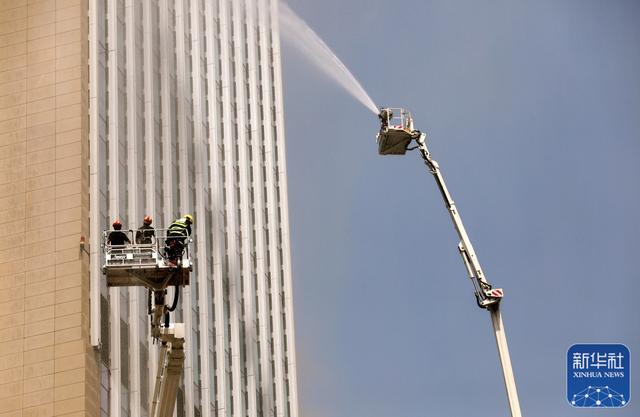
(184, 214, 194, 224)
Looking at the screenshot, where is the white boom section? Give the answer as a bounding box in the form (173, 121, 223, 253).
(415, 133, 523, 417)
(415, 135, 496, 306)
(150, 324, 186, 417)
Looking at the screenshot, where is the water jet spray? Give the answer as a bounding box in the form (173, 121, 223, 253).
(279, 3, 378, 115)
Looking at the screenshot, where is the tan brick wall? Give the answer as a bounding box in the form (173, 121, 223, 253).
(0, 0, 98, 416)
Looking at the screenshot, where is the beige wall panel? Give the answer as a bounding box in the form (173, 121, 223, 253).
(0, 1, 94, 416)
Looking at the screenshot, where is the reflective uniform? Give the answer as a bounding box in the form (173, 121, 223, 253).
(168, 218, 192, 239)
(165, 217, 192, 262)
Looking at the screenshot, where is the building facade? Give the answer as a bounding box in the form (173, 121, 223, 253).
(0, 0, 97, 416)
(0, 0, 298, 416)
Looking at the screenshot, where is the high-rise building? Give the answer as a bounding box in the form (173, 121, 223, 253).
(0, 1, 299, 416)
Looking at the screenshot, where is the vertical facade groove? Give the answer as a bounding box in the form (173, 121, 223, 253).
(269, 1, 299, 414)
(190, 0, 213, 416)
(125, 0, 143, 415)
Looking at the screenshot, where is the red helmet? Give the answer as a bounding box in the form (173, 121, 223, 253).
(112, 219, 122, 230)
(143, 215, 152, 225)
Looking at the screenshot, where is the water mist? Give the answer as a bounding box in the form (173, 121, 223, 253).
(279, 2, 379, 115)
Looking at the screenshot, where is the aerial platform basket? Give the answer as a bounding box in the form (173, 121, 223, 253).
(102, 229, 192, 291)
(377, 108, 419, 155)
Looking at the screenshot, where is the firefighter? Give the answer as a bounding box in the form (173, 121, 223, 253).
(379, 108, 393, 128)
(164, 214, 193, 263)
(107, 219, 130, 246)
(135, 215, 155, 244)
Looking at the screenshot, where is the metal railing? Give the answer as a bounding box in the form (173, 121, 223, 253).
(382, 107, 414, 131)
(102, 228, 193, 270)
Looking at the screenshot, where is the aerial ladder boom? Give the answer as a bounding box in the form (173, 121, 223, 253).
(415, 134, 500, 307)
(415, 133, 522, 417)
(102, 229, 192, 417)
(377, 108, 523, 417)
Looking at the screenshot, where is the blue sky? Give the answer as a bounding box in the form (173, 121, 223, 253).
(280, 1, 640, 416)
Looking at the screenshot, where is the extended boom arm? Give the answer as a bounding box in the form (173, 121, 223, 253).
(415, 134, 499, 307)
(415, 132, 523, 417)
(102, 231, 190, 417)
